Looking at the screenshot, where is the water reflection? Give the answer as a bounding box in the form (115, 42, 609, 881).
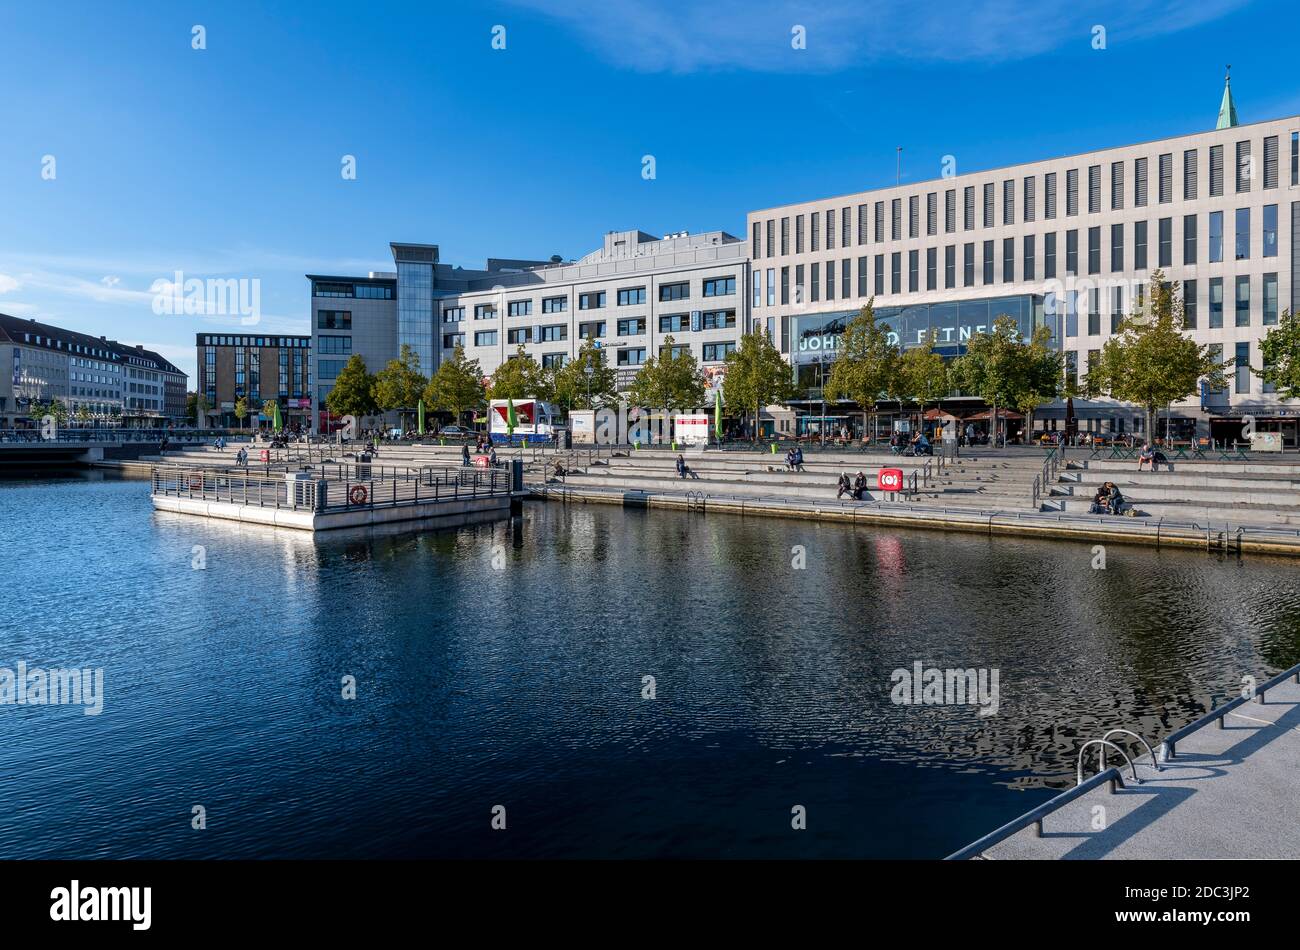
(0, 474, 1297, 859)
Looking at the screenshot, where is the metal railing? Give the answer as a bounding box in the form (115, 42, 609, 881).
(0, 427, 232, 445)
(1030, 445, 1064, 509)
(945, 767, 1127, 860)
(151, 463, 508, 512)
(1159, 660, 1300, 761)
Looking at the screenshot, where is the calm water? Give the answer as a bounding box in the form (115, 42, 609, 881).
(1, 471, 1297, 859)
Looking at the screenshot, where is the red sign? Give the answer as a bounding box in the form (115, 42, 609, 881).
(260, 449, 270, 463)
(877, 467, 903, 492)
(473, 455, 490, 469)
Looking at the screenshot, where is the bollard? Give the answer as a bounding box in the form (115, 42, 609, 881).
(770, 443, 777, 454)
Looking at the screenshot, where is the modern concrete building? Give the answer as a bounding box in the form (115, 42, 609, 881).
(309, 230, 750, 431)
(748, 78, 1300, 443)
(0, 313, 188, 427)
(196, 332, 312, 429)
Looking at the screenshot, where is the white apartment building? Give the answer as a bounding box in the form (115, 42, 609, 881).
(748, 83, 1300, 443)
(0, 313, 189, 427)
(309, 230, 750, 430)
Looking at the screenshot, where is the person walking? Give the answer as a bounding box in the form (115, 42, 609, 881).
(461, 443, 471, 467)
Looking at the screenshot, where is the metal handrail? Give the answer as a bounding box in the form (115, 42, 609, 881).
(1160, 660, 1300, 760)
(1076, 739, 1142, 786)
(1100, 729, 1160, 773)
(945, 767, 1125, 860)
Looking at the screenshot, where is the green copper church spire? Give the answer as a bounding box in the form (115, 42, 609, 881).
(1216, 65, 1239, 129)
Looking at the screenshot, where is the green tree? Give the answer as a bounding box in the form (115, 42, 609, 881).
(551, 340, 618, 410)
(233, 396, 250, 429)
(187, 392, 210, 427)
(896, 332, 950, 424)
(75, 403, 91, 425)
(488, 346, 551, 401)
(723, 328, 796, 441)
(374, 344, 428, 431)
(1084, 272, 1226, 437)
(950, 316, 1060, 445)
(1258, 309, 1300, 399)
(261, 399, 280, 428)
(423, 344, 485, 427)
(824, 301, 901, 436)
(628, 336, 707, 414)
(325, 354, 379, 421)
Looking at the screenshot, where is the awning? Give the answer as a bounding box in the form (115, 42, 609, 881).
(922, 409, 961, 421)
(964, 408, 1023, 421)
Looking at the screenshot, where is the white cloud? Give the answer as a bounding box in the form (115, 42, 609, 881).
(506, 0, 1249, 73)
(0, 274, 20, 294)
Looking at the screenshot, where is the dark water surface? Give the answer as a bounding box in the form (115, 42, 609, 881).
(1, 471, 1297, 858)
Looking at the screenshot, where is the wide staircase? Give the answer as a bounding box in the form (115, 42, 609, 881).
(539, 444, 1300, 531)
(1042, 457, 1300, 526)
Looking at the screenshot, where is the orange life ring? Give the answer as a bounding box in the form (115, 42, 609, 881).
(348, 484, 368, 506)
(187, 474, 203, 490)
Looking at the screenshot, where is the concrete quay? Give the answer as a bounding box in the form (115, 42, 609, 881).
(950, 663, 1300, 859)
(526, 444, 1300, 555)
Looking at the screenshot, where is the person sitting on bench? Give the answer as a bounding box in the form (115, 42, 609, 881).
(853, 471, 869, 500)
(836, 472, 852, 499)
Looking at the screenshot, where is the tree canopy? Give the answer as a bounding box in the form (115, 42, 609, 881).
(489, 346, 551, 401)
(1258, 309, 1300, 400)
(373, 344, 428, 414)
(949, 315, 1060, 437)
(423, 344, 485, 425)
(628, 335, 707, 413)
(823, 301, 901, 411)
(550, 340, 618, 410)
(896, 331, 949, 411)
(1084, 272, 1226, 435)
(325, 354, 379, 419)
(722, 328, 795, 439)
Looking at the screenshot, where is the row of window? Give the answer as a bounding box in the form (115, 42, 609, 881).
(312, 281, 394, 299)
(462, 310, 739, 347)
(1055, 273, 1281, 337)
(1068, 340, 1265, 396)
(752, 133, 1298, 258)
(752, 206, 1281, 307)
(201, 335, 311, 348)
(441, 336, 737, 366)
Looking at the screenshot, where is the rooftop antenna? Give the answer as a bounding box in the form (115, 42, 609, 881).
(896, 147, 902, 186)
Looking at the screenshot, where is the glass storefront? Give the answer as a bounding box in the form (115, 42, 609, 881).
(792, 294, 1048, 399)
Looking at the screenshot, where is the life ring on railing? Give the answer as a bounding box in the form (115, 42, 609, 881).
(348, 484, 368, 506)
(187, 473, 203, 490)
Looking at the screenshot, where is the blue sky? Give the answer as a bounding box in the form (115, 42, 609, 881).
(1, 0, 1297, 382)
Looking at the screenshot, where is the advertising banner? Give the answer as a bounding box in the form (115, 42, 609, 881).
(675, 414, 710, 445)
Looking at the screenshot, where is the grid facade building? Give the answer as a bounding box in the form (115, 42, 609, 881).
(748, 114, 1300, 440)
